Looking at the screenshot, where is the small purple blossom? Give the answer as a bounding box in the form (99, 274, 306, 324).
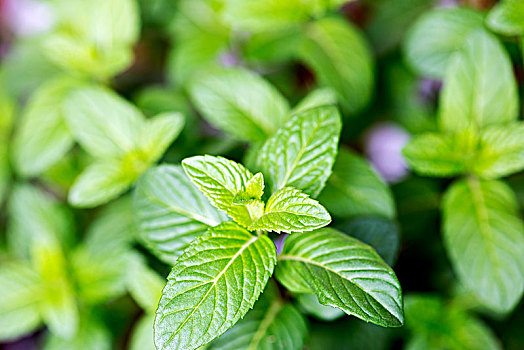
(273, 234, 288, 256)
(418, 78, 442, 104)
(364, 122, 411, 184)
(2, 0, 55, 37)
(218, 51, 239, 68)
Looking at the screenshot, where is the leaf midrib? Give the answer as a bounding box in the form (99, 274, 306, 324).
(165, 235, 259, 345)
(246, 298, 283, 350)
(277, 254, 401, 320)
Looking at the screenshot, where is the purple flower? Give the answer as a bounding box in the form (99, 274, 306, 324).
(2, 0, 55, 37)
(364, 122, 411, 183)
(273, 234, 288, 256)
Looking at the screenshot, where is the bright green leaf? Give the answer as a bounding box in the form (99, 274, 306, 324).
(154, 222, 276, 350)
(68, 160, 134, 208)
(189, 67, 290, 142)
(249, 187, 331, 233)
(442, 178, 524, 313)
(277, 228, 403, 327)
(130, 314, 156, 350)
(134, 165, 229, 264)
(291, 87, 337, 115)
(319, 148, 395, 219)
(439, 29, 519, 133)
(0, 261, 43, 341)
(299, 17, 373, 114)
(472, 122, 524, 179)
(126, 254, 164, 312)
(182, 155, 255, 226)
(139, 112, 185, 163)
(210, 281, 308, 350)
(12, 77, 78, 177)
(487, 0, 524, 36)
(403, 8, 484, 78)
(297, 293, 344, 322)
(256, 106, 341, 197)
(232, 172, 265, 205)
(63, 86, 144, 159)
(402, 133, 471, 177)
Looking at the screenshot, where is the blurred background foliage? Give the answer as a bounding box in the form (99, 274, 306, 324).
(0, 0, 523, 349)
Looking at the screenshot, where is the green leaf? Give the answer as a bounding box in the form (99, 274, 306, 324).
(63, 86, 144, 159)
(12, 77, 78, 177)
(182, 155, 255, 226)
(222, 0, 315, 31)
(134, 165, 229, 264)
(298, 17, 373, 114)
(404, 295, 501, 350)
(319, 148, 395, 219)
(130, 314, 156, 350)
(337, 217, 400, 266)
(33, 244, 79, 339)
(487, 0, 524, 36)
(249, 187, 331, 233)
(126, 254, 164, 312)
(402, 133, 470, 177)
(7, 184, 74, 260)
(439, 29, 519, 133)
(471, 122, 524, 179)
(0, 261, 43, 341)
(138, 112, 185, 163)
(297, 293, 344, 321)
(154, 222, 276, 350)
(232, 172, 265, 205)
(68, 160, 135, 208)
(276, 228, 403, 327)
(209, 281, 308, 350)
(442, 178, 524, 312)
(403, 8, 484, 78)
(256, 106, 341, 197)
(291, 87, 337, 115)
(44, 316, 112, 350)
(189, 67, 289, 142)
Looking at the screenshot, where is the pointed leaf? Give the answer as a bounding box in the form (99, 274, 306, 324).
(443, 178, 524, 312)
(139, 112, 185, 163)
(189, 67, 289, 142)
(487, 0, 524, 36)
(256, 106, 341, 197)
(182, 155, 254, 226)
(249, 187, 331, 233)
(68, 160, 134, 208)
(154, 222, 276, 350)
(276, 228, 403, 327)
(439, 30, 518, 133)
(134, 165, 229, 264)
(210, 281, 308, 350)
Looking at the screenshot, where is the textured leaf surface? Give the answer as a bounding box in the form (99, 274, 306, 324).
(135, 165, 228, 263)
(439, 30, 518, 133)
(256, 106, 341, 197)
(182, 155, 255, 226)
(154, 222, 276, 350)
(12, 77, 77, 176)
(403, 8, 483, 78)
(210, 281, 308, 350)
(319, 149, 395, 219)
(189, 67, 289, 142)
(487, 0, 524, 36)
(0, 261, 43, 341)
(443, 178, 524, 312)
(276, 228, 403, 327)
(63, 86, 144, 159)
(402, 133, 469, 177)
(299, 17, 373, 114)
(249, 187, 331, 233)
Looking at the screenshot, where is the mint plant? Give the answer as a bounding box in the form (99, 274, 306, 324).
(135, 105, 403, 349)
